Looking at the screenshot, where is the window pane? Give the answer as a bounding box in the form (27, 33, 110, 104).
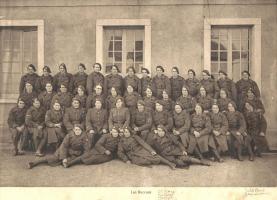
(114, 30, 122, 40)
(219, 40, 228, 51)
(241, 29, 249, 39)
(211, 40, 219, 50)
(135, 41, 143, 51)
(232, 51, 240, 61)
(241, 51, 249, 60)
(211, 29, 219, 39)
(232, 29, 240, 40)
(241, 62, 249, 72)
(135, 52, 143, 62)
(220, 52, 227, 61)
(134, 30, 144, 41)
(114, 52, 122, 62)
(211, 62, 219, 74)
(11, 30, 21, 41)
(12, 40, 21, 50)
(211, 52, 218, 62)
(232, 62, 241, 82)
(241, 40, 249, 51)
(220, 62, 228, 73)
(108, 41, 113, 51)
(232, 40, 240, 51)
(126, 30, 135, 41)
(114, 41, 122, 51)
(3, 41, 11, 50)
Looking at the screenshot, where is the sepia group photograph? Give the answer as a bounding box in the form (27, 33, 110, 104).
(0, 0, 276, 199)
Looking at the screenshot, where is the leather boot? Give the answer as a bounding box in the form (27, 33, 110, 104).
(237, 145, 243, 161)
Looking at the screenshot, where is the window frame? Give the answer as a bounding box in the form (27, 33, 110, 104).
(204, 18, 261, 91)
(0, 20, 44, 103)
(96, 19, 151, 76)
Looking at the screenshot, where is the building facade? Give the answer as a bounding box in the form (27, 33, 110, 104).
(0, 0, 276, 146)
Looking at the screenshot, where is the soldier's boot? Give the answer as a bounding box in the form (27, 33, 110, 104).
(194, 148, 204, 160)
(12, 134, 19, 156)
(247, 144, 255, 161)
(212, 148, 224, 163)
(187, 157, 211, 166)
(63, 156, 83, 168)
(158, 156, 176, 170)
(237, 145, 243, 161)
(28, 159, 48, 169)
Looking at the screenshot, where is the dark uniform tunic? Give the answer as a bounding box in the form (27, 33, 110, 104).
(108, 107, 130, 131)
(86, 71, 105, 95)
(225, 111, 249, 146)
(8, 106, 28, 151)
(124, 75, 141, 94)
(141, 76, 156, 97)
(51, 92, 72, 110)
(188, 113, 215, 153)
(197, 95, 214, 112)
(53, 72, 73, 93)
(117, 135, 161, 166)
(160, 98, 174, 113)
(86, 93, 106, 110)
(217, 97, 232, 112)
(19, 73, 39, 94)
(176, 95, 197, 114)
(210, 112, 229, 152)
(72, 72, 88, 94)
(244, 111, 269, 152)
(86, 107, 108, 143)
(217, 78, 237, 102)
(240, 97, 265, 114)
(45, 109, 65, 144)
(200, 78, 220, 99)
(152, 110, 173, 131)
(184, 78, 200, 98)
(170, 76, 185, 101)
(152, 74, 171, 99)
(104, 74, 124, 96)
(63, 107, 86, 132)
(124, 92, 141, 117)
(74, 94, 87, 109)
(143, 96, 156, 111)
(236, 78, 261, 108)
(38, 91, 56, 111)
(131, 109, 153, 140)
(19, 91, 38, 109)
(45, 132, 92, 166)
(173, 110, 191, 148)
(35, 75, 54, 94)
(81, 134, 119, 165)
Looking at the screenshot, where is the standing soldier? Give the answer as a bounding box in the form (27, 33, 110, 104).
(124, 66, 141, 95)
(217, 70, 237, 102)
(35, 66, 54, 94)
(131, 100, 153, 141)
(236, 71, 261, 110)
(53, 63, 73, 93)
(72, 63, 88, 94)
(104, 65, 124, 96)
(86, 99, 108, 145)
(152, 66, 171, 99)
(25, 98, 47, 157)
(200, 70, 220, 99)
(7, 98, 28, 156)
(140, 68, 155, 97)
(19, 64, 39, 95)
(184, 69, 200, 98)
(86, 63, 105, 95)
(239, 88, 265, 114)
(63, 98, 86, 135)
(51, 84, 73, 110)
(38, 82, 56, 112)
(170, 66, 185, 101)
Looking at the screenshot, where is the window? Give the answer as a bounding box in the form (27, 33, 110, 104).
(211, 26, 251, 81)
(103, 26, 144, 73)
(0, 20, 44, 102)
(96, 19, 151, 75)
(204, 18, 261, 90)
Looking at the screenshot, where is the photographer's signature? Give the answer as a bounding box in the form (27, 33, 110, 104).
(245, 188, 267, 196)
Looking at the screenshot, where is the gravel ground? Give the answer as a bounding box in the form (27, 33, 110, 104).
(0, 149, 276, 187)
